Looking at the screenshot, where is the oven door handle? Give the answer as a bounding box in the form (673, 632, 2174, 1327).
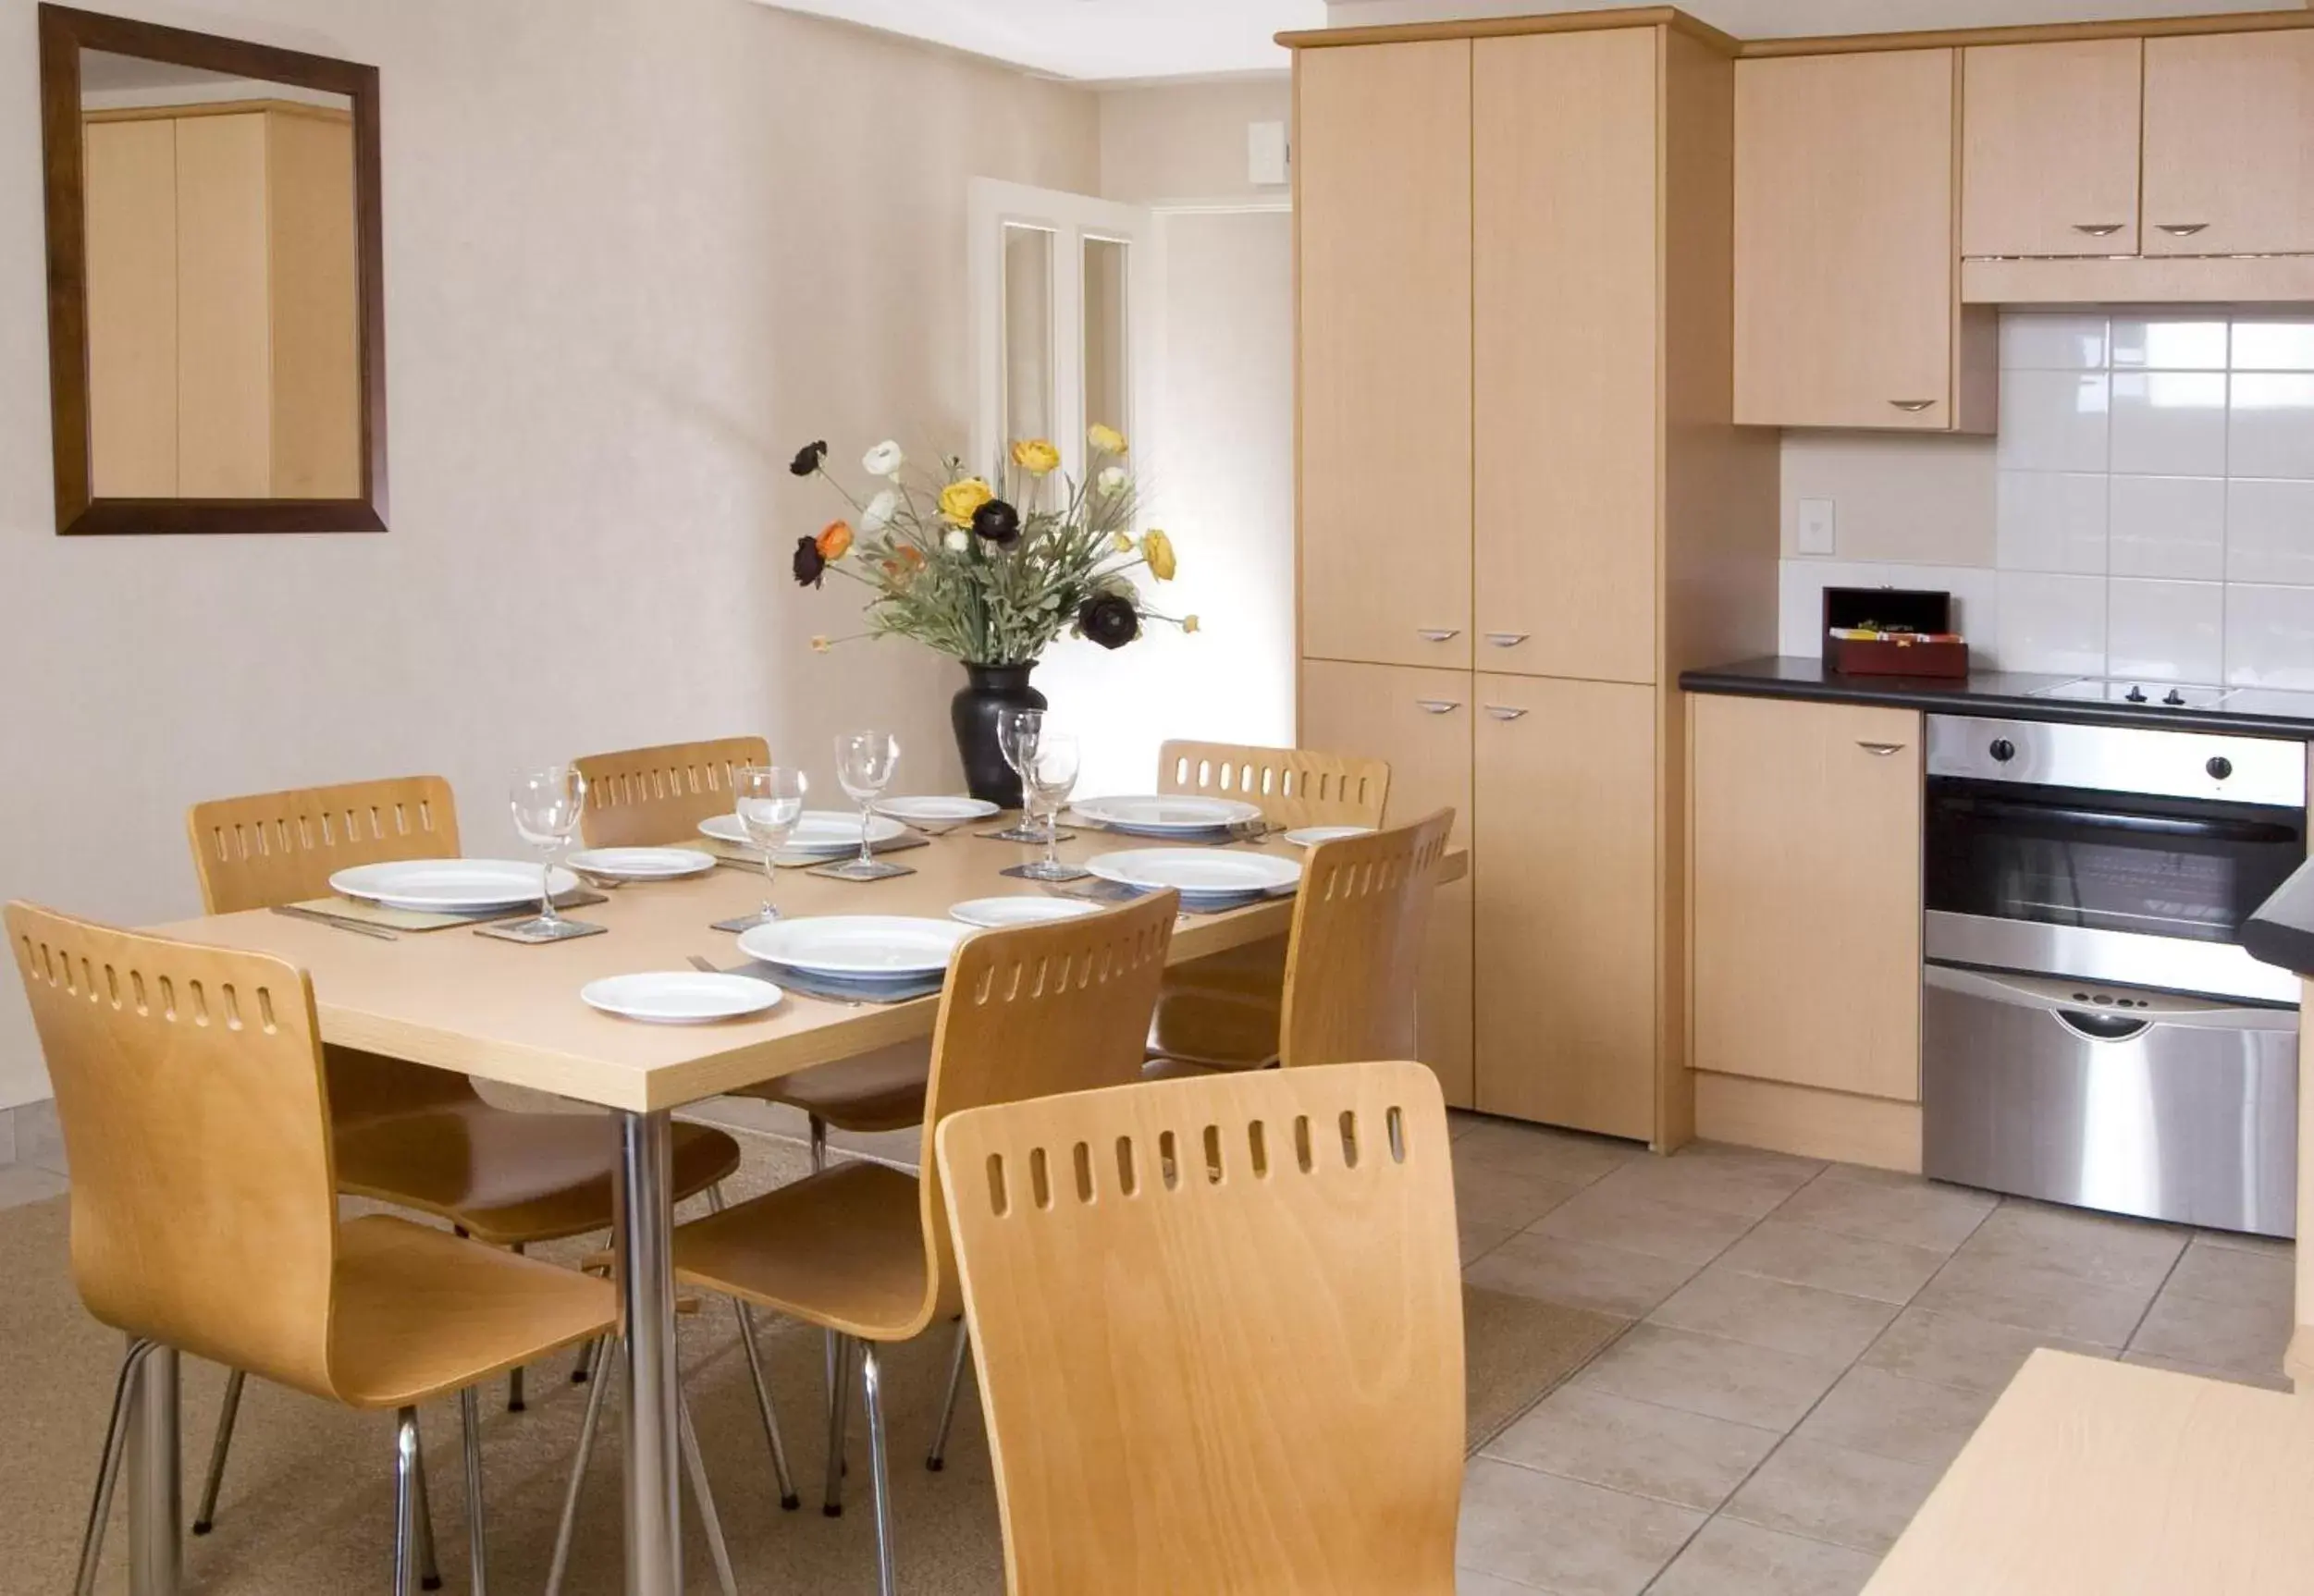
(1924, 963, 2297, 1036)
(1939, 796, 2301, 845)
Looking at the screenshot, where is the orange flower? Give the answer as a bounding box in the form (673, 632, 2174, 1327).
(898, 546, 926, 570)
(816, 520, 854, 560)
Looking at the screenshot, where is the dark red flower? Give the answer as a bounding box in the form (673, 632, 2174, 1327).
(971, 498, 1022, 546)
(793, 535, 827, 587)
(789, 440, 828, 477)
(1077, 592, 1139, 650)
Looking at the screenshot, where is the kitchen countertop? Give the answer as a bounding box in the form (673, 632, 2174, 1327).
(1681, 656, 2314, 740)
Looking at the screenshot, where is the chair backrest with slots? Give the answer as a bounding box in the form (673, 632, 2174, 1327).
(573, 736, 769, 848)
(934, 1059, 1463, 1595)
(1157, 740, 1390, 829)
(187, 775, 460, 916)
(1279, 808, 1455, 1070)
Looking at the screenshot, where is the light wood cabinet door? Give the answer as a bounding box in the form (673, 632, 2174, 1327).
(1473, 30, 1658, 685)
(1691, 694, 1922, 1101)
(83, 118, 178, 497)
(1962, 40, 2143, 257)
(174, 113, 274, 498)
(2144, 31, 2314, 258)
(1736, 50, 1971, 432)
(1472, 675, 1655, 1139)
(1298, 41, 1473, 670)
(1299, 659, 1474, 1107)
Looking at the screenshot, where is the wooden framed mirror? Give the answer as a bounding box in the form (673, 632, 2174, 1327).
(38, 4, 388, 535)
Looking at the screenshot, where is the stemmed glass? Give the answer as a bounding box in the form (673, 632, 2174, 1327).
(825, 730, 911, 881)
(989, 706, 1047, 843)
(505, 766, 596, 941)
(733, 766, 806, 924)
(1015, 731, 1087, 881)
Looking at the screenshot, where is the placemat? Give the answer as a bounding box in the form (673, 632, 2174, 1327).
(698, 834, 932, 870)
(732, 961, 945, 1006)
(280, 890, 608, 934)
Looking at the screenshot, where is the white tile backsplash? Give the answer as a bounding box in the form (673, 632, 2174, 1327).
(2000, 313, 2108, 372)
(1996, 571, 2105, 674)
(2108, 475, 2225, 581)
(2111, 317, 2228, 371)
(1996, 470, 2106, 574)
(2227, 374, 2314, 480)
(2226, 584, 2314, 689)
(1997, 371, 2110, 473)
(2110, 372, 2229, 477)
(2107, 579, 2224, 682)
(2226, 478, 2314, 585)
(2231, 319, 2314, 373)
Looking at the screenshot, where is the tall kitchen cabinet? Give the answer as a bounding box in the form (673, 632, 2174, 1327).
(1290, 18, 1779, 1142)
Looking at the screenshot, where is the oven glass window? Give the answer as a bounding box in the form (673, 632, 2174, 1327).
(1925, 781, 2306, 945)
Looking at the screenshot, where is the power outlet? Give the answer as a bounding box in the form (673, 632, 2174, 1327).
(1797, 497, 1837, 557)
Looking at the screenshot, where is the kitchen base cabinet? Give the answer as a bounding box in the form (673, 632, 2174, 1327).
(1693, 1072, 1924, 1174)
(1299, 658, 1475, 1107)
(1474, 677, 1656, 1139)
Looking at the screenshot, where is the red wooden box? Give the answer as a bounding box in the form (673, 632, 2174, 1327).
(1822, 585, 1969, 679)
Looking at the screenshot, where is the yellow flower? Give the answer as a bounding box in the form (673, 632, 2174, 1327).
(1010, 438, 1061, 475)
(1182, 615, 1200, 634)
(938, 477, 994, 526)
(1141, 529, 1176, 582)
(1088, 424, 1127, 457)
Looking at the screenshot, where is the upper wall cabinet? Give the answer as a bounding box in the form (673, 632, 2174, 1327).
(1298, 41, 1473, 671)
(1961, 40, 2142, 257)
(2143, 31, 2314, 257)
(1734, 50, 1995, 433)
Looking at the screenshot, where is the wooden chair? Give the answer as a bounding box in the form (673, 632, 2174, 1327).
(1151, 808, 1454, 1073)
(572, 735, 769, 850)
(932, 1059, 1464, 1595)
(633, 892, 1178, 1596)
(7, 903, 620, 1596)
(182, 779, 771, 1524)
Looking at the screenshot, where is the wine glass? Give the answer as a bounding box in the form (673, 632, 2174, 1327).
(507, 766, 590, 939)
(1015, 731, 1085, 881)
(828, 730, 909, 880)
(734, 766, 806, 924)
(990, 706, 1046, 842)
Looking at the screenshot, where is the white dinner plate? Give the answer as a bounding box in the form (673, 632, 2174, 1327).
(1085, 849, 1302, 898)
(697, 810, 909, 853)
(1073, 794, 1263, 834)
(948, 896, 1103, 929)
(1283, 826, 1376, 848)
(330, 859, 578, 914)
(582, 972, 783, 1025)
(568, 847, 717, 880)
(737, 915, 968, 980)
(876, 795, 1001, 825)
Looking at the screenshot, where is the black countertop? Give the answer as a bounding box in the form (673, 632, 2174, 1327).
(1680, 657, 2314, 740)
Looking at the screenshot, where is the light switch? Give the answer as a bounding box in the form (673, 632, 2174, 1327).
(1797, 497, 1837, 556)
(1248, 121, 1289, 188)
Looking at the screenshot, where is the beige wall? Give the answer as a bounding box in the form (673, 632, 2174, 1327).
(1098, 77, 1291, 203)
(0, 0, 1098, 1107)
(1779, 434, 1995, 564)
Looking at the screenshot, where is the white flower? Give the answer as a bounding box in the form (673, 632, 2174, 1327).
(942, 528, 969, 553)
(862, 440, 905, 477)
(1096, 465, 1128, 497)
(862, 488, 899, 533)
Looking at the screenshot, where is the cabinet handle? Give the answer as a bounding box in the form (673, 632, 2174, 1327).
(1415, 628, 1461, 643)
(2156, 222, 2209, 237)
(1414, 699, 1462, 715)
(1484, 706, 1529, 721)
(1889, 399, 1937, 412)
(2070, 222, 2125, 237)
(1483, 632, 1530, 648)
(1857, 741, 1906, 756)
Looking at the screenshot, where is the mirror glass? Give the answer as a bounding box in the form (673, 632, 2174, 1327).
(78, 48, 360, 500)
(1082, 234, 1130, 448)
(1002, 222, 1053, 449)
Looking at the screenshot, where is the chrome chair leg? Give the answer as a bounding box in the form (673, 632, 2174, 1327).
(925, 1319, 971, 1472)
(733, 1301, 802, 1508)
(807, 1114, 828, 1173)
(821, 1334, 852, 1517)
(546, 1334, 615, 1596)
(459, 1389, 488, 1596)
(75, 1337, 157, 1596)
(191, 1366, 245, 1535)
(508, 1243, 527, 1414)
(861, 1342, 898, 1596)
(392, 1406, 422, 1596)
(412, 1418, 442, 1591)
(677, 1387, 738, 1596)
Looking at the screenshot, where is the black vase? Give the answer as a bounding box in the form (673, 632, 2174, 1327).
(951, 663, 1045, 808)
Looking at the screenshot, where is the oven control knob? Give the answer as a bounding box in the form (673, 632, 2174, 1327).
(2208, 756, 2234, 780)
(2126, 686, 2148, 703)
(1988, 738, 2016, 763)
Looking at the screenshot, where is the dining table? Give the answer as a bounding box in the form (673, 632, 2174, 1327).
(138, 816, 1469, 1596)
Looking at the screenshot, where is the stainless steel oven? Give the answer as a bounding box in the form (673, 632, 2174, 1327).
(1920, 713, 2306, 1236)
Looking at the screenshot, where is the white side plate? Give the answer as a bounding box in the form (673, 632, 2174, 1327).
(949, 896, 1102, 929)
(736, 915, 967, 979)
(1283, 826, 1376, 848)
(1074, 793, 1263, 832)
(582, 971, 782, 1024)
(568, 847, 717, 880)
(698, 811, 909, 852)
(877, 796, 1001, 824)
(331, 859, 579, 914)
(1084, 849, 1301, 897)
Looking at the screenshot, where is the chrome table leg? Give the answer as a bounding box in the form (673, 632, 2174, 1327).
(618, 1110, 683, 1596)
(126, 1341, 179, 1596)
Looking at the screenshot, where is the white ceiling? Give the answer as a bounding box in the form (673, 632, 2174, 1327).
(757, 0, 1323, 82)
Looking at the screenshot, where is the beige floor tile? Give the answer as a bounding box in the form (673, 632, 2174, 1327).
(1450, 1109, 1484, 1143)
(2164, 1235, 2296, 1306)
(0, 1161, 68, 1210)
(0, 1106, 18, 1167)
(1721, 1437, 1940, 1555)
(1716, 1219, 1948, 1305)
(1648, 1266, 1899, 1364)
(1456, 1117, 1643, 1186)
(1457, 1458, 1703, 1596)
(1643, 1516, 1879, 1596)
(1859, 1307, 2115, 1394)
(1910, 1248, 2155, 1347)
(18, 1098, 66, 1174)
(2128, 1285, 2293, 1381)
(1458, 1570, 1551, 1595)
(1456, 1161, 1594, 1234)
(1588, 1144, 1823, 1222)
(1790, 1365, 1998, 1469)
(1768, 1167, 1995, 1254)
(1524, 1181, 1758, 1270)
(1484, 1385, 1779, 1512)
(1959, 1198, 2189, 1292)
(2193, 1224, 2293, 1258)
(1462, 1222, 1518, 1266)
(2119, 1349, 2295, 1393)
(1571, 1322, 1850, 1432)
(1465, 1233, 1698, 1319)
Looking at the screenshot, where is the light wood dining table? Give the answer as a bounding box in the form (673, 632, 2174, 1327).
(140, 821, 1467, 1596)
